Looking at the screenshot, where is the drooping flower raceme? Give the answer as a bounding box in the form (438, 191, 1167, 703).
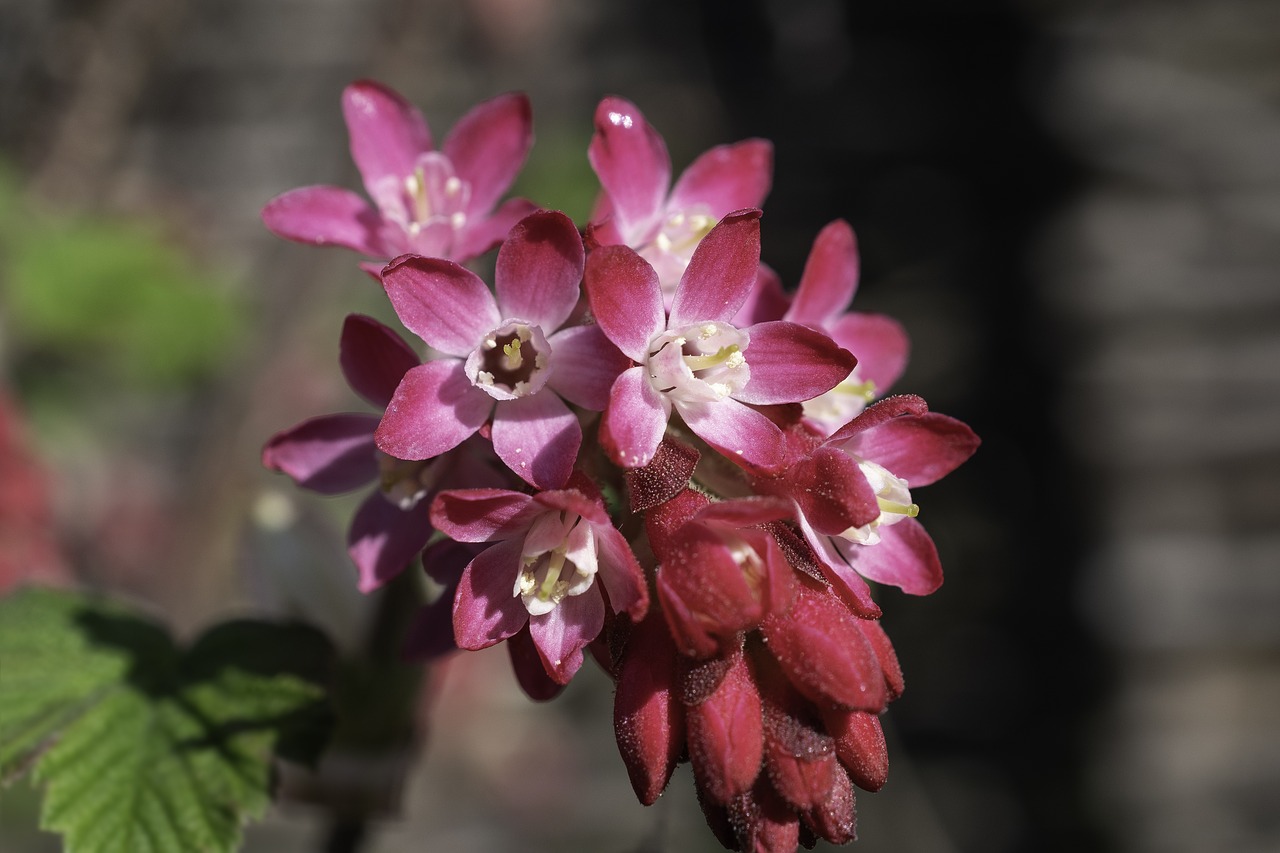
(588, 96, 773, 302)
(262, 80, 537, 265)
(375, 209, 629, 490)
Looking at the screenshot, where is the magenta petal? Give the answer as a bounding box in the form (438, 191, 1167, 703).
(732, 265, 789, 327)
(529, 589, 605, 684)
(429, 488, 537, 542)
(839, 517, 943, 595)
(375, 360, 491, 460)
(261, 186, 388, 257)
(677, 397, 785, 474)
(347, 491, 433, 593)
(584, 245, 665, 363)
(785, 220, 858, 327)
(452, 538, 529, 649)
(594, 523, 649, 620)
(842, 411, 979, 487)
(381, 255, 500, 356)
(669, 138, 773, 217)
(494, 210, 585, 332)
(453, 197, 540, 262)
(669, 209, 762, 327)
(545, 325, 630, 411)
(343, 80, 433, 194)
(262, 413, 379, 494)
(830, 312, 909, 393)
(491, 392, 581, 489)
(736, 321, 857, 405)
(340, 314, 420, 408)
(442, 92, 533, 220)
(601, 366, 670, 469)
(588, 96, 671, 239)
(508, 627, 566, 701)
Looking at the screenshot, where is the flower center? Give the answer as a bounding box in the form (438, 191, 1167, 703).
(372, 152, 470, 253)
(376, 452, 438, 510)
(638, 205, 717, 299)
(645, 321, 750, 404)
(464, 321, 552, 401)
(801, 370, 878, 435)
(839, 459, 918, 546)
(515, 511, 598, 616)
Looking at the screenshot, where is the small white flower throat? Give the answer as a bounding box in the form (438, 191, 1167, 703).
(516, 511, 598, 616)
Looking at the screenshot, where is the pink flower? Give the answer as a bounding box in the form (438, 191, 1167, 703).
(374, 210, 630, 490)
(584, 208, 856, 473)
(262, 314, 501, 592)
(262, 80, 537, 264)
(588, 96, 772, 303)
(430, 479, 648, 685)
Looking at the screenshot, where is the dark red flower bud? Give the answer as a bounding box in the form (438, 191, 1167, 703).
(685, 646, 764, 805)
(822, 708, 889, 792)
(613, 611, 686, 805)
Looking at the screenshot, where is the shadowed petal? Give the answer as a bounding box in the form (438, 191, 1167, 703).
(495, 210, 585, 332)
(785, 219, 858, 327)
(340, 314, 420, 408)
(829, 312, 910, 395)
(530, 589, 605, 684)
(381, 254, 500, 356)
(430, 488, 538, 542)
(837, 517, 943, 595)
(669, 139, 773, 217)
(584, 245, 665, 362)
(452, 538, 528, 649)
(669, 209, 762, 327)
(375, 360, 491, 460)
(735, 321, 857, 405)
(262, 413, 379, 494)
(453, 197, 540, 261)
(261, 186, 388, 256)
(677, 397, 784, 474)
(732, 265, 789, 327)
(508, 627, 566, 701)
(588, 96, 670, 239)
(343, 80, 433, 194)
(601, 366, 670, 469)
(491, 392, 581, 489)
(546, 325, 631, 411)
(796, 515, 882, 619)
(347, 491, 433, 592)
(443, 92, 533, 219)
(594, 523, 648, 619)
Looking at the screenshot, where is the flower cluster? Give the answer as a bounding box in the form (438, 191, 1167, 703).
(263, 80, 979, 851)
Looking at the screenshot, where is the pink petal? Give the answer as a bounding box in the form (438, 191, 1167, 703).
(381, 254, 500, 356)
(669, 208, 762, 327)
(588, 96, 671, 240)
(262, 413, 379, 494)
(546, 325, 631, 411)
(837, 517, 943, 595)
(785, 219, 858, 328)
(429, 488, 537, 542)
(375, 360, 491, 460)
(600, 366, 671, 469)
(593, 523, 649, 619)
(453, 197, 541, 262)
(342, 80, 433, 195)
(442, 92, 533, 219)
(340, 314, 420, 409)
(583, 245, 665, 363)
(491, 392, 581, 490)
(347, 491, 433, 592)
(677, 396, 785, 474)
(735, 320, 857, 405)
(669, 138, 773, 217)
(494, 210, 585, 332)
(529, 588, 605, 684)
(829, 312, 910, 394)
(452, 538, 528, 649)
(261, 186, 388, 257)
(840, 411, 980, 488)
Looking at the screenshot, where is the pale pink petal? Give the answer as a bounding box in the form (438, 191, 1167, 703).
(261, 186, 388, 257)
(594, 523, 649, 620)
(588, 96, 671, 240)
(837, 517, 942, 595)
(375, 360, 491, 460)
(529, 589, 605, 684)
(677, 396, 785, 474)
(453, 538, 528, 649)
(669, 209, 762, 327)
(340, 314, 420, 408)
(442, 92, 533, 219)
(453, 197, 540, 261)
(494, 210, 585, 332)
(829, 312, 910, 394)
(785, 219, 858, 327)
(668, 139, 773, 217)
(262, 413, 379, 494)
(429, 488, 538, 542)
(491, 392, 581, 489)
(342, 80, 433, 194)
(735, 320, 856, 405)
(545, 325, 630, 411)
(840, 411, 979, 487)
(381, 255, 500, 356)
(601, 366, 670, 469)
(583, 245, 665, 363)
(347, 492, 433, 592)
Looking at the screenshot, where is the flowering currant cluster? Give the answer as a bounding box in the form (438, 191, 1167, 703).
(262, 80, 979, 851)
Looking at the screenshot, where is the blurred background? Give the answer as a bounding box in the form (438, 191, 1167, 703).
(2, 0, 1279, 851)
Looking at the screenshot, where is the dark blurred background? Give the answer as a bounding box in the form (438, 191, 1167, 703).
(2, 1, 1279, 851)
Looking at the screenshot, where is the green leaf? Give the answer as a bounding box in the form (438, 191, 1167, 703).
(0, 587, 335, 853)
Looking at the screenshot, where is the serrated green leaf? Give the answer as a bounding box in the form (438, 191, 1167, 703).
(0, 587, 335, 853)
